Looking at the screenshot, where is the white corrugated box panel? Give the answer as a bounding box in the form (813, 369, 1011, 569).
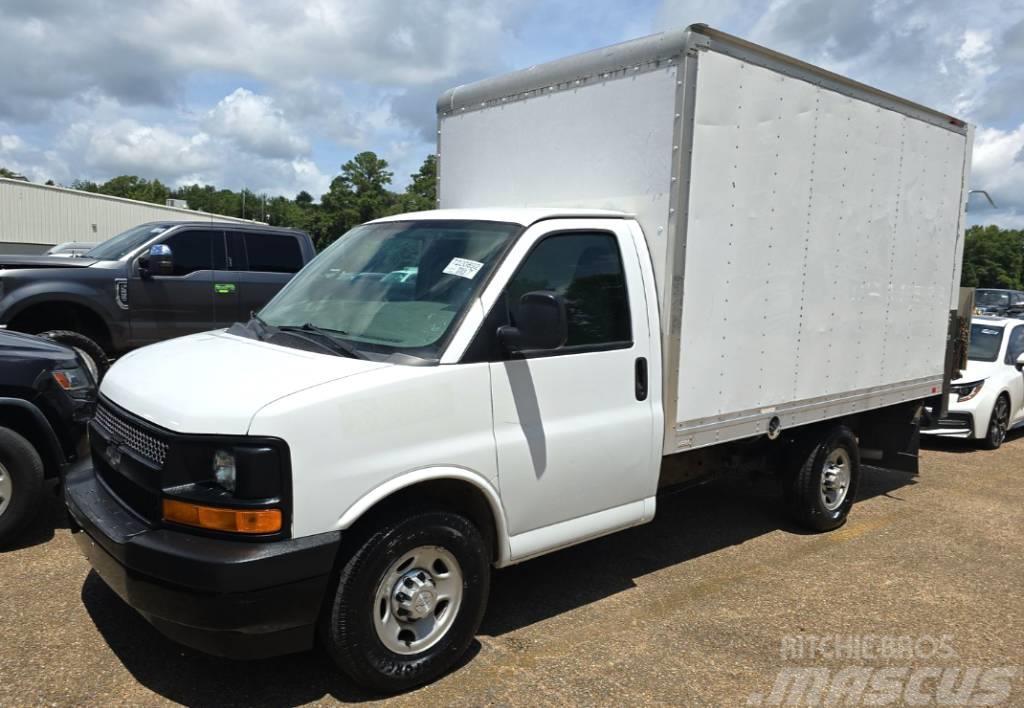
(674, 50, 967, 433)
(436, 27, 970, 452)
(0, 178, 258, 246)
(438, 65, 679, 307)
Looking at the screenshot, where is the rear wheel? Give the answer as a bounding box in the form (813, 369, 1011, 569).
(980, 395, 1010, 450)
(38, 330, 109, 382)
(785, 425, 860, 532)
(319, 510, 490, 693)
(0, 426, 45, 546)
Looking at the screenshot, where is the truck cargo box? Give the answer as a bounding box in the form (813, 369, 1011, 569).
(437, 24, 972, 454)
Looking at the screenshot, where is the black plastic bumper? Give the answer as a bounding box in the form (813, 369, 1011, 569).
(64, 461, 341, 659)
(920, 407, 975, 436)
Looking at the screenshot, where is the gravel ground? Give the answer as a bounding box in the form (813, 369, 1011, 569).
(1, 435, 1022, 706)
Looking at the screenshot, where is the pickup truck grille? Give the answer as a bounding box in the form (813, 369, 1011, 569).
(93, 400, 169, 467)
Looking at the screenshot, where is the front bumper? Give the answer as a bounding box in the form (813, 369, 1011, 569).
(920, 408, 975, 439)
(64, 461, 341, 659)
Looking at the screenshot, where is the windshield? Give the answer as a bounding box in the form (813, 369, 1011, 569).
(85, 224, 171, 260)
(975, 290, 1009, 307)
(259, 220, 520, 359)
(968, 323, 1004, 362)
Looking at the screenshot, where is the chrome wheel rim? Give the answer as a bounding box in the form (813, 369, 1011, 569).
(372, 545, 463, 655)
(820, 448, 851, 511)
(0, 462, 12, 517)
(990, 399, 1008, 447)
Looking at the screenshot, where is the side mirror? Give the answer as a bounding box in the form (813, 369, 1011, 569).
(140, 244, 174, 278)
(1016, 353, 1024, 372)
(497, 291, 568, 352)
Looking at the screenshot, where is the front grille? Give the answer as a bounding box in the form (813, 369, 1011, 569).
(93, 401, 169, 467)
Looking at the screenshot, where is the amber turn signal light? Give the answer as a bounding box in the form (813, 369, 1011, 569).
(162, 498, 282, 534)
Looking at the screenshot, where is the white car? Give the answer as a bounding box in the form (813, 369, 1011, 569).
(44, 241, 97, 257)
(922, 316, 1024, 448)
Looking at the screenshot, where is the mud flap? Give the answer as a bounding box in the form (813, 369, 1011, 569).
(858, 401, 921, 475)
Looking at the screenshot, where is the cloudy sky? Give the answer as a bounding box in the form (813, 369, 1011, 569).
(0, 0, 1021, 225)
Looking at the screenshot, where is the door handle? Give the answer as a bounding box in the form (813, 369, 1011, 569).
(635, 357, 648, 401)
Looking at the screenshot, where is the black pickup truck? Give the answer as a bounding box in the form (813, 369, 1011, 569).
(0, 329, 96, 544)
(0, 222, 315, 375)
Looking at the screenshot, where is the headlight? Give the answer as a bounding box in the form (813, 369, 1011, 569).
(212, 449, 236, 492)
(162, 444, 285, 536)
(951, 380, 984, 402)
(51, 367, 94, 398)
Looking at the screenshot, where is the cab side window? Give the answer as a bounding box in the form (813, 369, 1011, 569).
(160, 230, 223, 276)
(1005, 325, 1024, 365)
(506, 232, 631, 350)
(242, 233, 304, 273)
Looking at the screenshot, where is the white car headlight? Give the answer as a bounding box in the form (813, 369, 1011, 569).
(951, 380, 984, 402)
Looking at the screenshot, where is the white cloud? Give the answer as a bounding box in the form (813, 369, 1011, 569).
(0, 1, 525, 196)
(956, 29, 994, 65)
(61, 119, 217, 178)
(970, 124, 1024, 227)
(42, 91, 331, 198)
(203, 89, 310, 159)
(0, 0, 522, 121)
(2, 0, 1024, 228)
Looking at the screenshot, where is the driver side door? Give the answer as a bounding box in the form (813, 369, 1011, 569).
(128, 228, 223, 346)
(467, 221, 657, 560)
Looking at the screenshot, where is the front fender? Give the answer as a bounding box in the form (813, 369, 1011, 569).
(337, 466, 511, 566)
(0, 397, 65, 477)
(0, 281, 126, 349)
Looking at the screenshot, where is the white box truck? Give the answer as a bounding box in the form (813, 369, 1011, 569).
(65, 25, 972, 692)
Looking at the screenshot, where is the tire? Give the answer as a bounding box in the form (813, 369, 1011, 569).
(0, 426, 45, 546)
(980, 395, 1010, 450)
(319, 510, 491, 693)
(39, 330, 110, 382)
(784, 425, 860, 532)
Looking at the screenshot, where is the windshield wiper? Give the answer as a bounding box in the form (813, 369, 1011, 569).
(277, 322, 365, 360)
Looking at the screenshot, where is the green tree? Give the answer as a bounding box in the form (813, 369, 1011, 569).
(90, 175, 171, 204)
(397, 154, 437, 213)
(961, 225, 1024, 289)
(0, 166, 17, 178)
(70, 179, 100, 192)
(15, 150, 445, 252)
(317, 151, 397, 248)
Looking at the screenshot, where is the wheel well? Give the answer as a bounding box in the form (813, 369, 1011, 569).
(0, 406, 61, 478)
(342, 478, 501, 563)
(8, 301, 112, 352)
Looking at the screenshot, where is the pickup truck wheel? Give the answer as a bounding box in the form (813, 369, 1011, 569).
(0, 426, 45, 545)
(320, 510, 490, 693)
(785, 425, 860, 532)
(38, 330, 109, 381)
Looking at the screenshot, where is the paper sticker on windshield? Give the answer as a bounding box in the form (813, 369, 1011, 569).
(443, 257, 484, 280)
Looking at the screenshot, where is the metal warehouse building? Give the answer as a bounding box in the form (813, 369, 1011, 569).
(0, 177, 258, 254)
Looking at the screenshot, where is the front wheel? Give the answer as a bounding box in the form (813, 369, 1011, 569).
(980, 395, 1010, 450)
(319, 510, 491, 693)
(0, 426, 45, 546)
(784, 425, 860, 532)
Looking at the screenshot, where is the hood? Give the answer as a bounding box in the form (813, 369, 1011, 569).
(953, 359, 997, 384)
(100, 331, 389, 435)
(0, 329, 78, 364)
(0, 254, 98, 269)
